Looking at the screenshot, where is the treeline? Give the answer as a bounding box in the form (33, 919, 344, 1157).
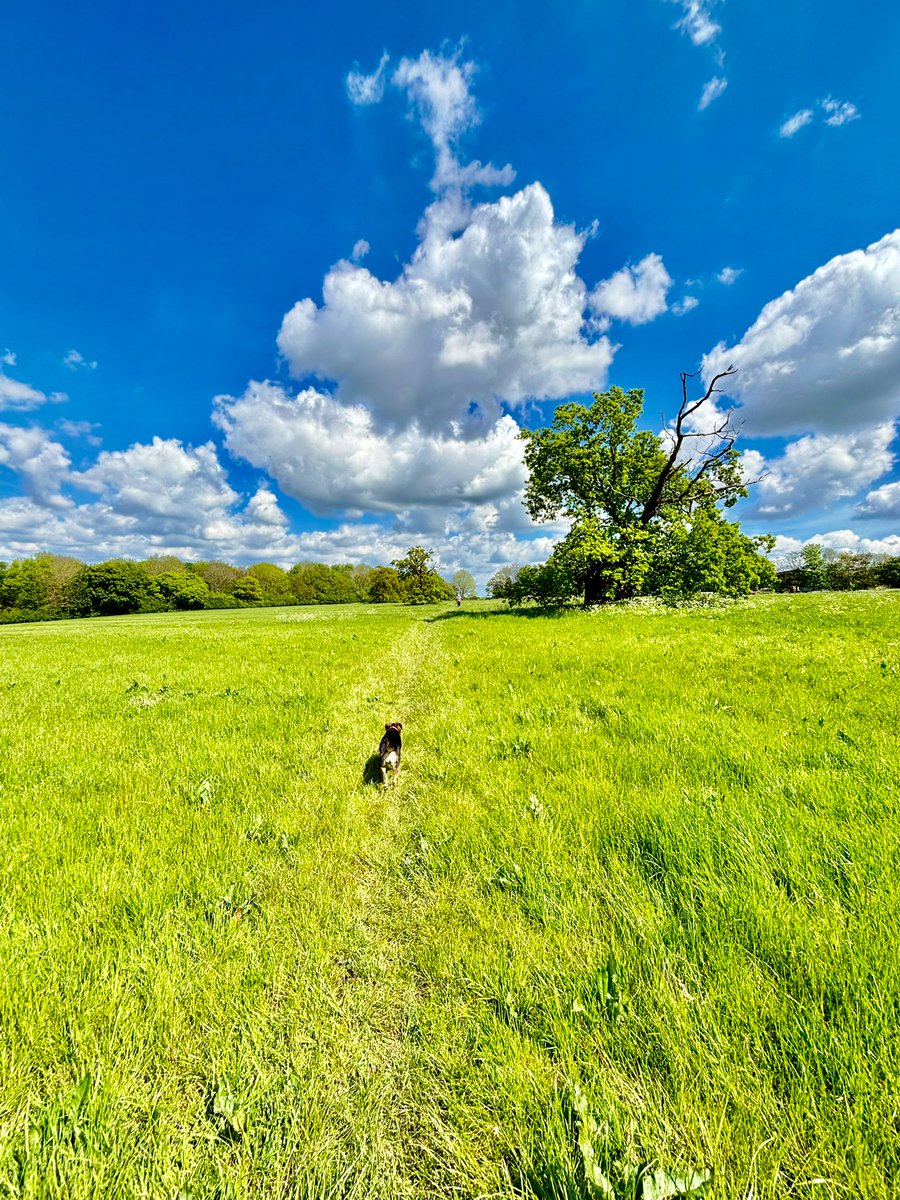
(0, 552, 457, 624)
(776, 545, 900, 593)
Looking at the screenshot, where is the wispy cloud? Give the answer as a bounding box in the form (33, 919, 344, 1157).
(1, 350, 15, 367)
(671, 0, 721, 46)
(821, 96, 860, 127)
(345, 52, 390, 106)
(779, 109, 814, 138)
(672, 295, 699, 315)
(64, 349, 98, 371)
(698, 76, 727, 110)
(351, 239, 369, 261)
(716, 266, 743, 285)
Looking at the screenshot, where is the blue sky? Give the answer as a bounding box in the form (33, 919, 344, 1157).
(2, 0, 898, 580)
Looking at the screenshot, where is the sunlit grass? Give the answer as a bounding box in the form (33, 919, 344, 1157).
(0, 594, 897, 1198)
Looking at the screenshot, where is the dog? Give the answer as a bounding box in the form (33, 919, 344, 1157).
(379, 722, 402, 787)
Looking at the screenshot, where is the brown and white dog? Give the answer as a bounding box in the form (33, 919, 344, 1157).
(379, 722, 402, 787)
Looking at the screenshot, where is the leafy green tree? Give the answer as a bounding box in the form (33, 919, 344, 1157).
(824, 551, 877, 591)
(520, 372, 757, 604)
(647, 514, 777, 598)
(876, 557, 900, 587)
(155, 571, 210, 610)
(392, 547, 449, 605)
(247, 563, 293, 605)
(503, 561, 577, 607)
(364, 566, 404, 603)
(800, 544, 828, 590)
(452, 569, 477, 599)
(486, 565, 520, 599)
(140, 555, 190, 577)
(68, 561, 158, 616)
(232, 575, 264, 605)
(189, 560, 241, 592)
(0, 558, 51, 610)
(37, 554, 83, 612)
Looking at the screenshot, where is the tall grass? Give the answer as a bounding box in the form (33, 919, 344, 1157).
(0, 594, 897, 1198)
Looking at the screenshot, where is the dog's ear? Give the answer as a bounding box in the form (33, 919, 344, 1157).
(385, 724, 391, 732)
(396, 723, 403, 731)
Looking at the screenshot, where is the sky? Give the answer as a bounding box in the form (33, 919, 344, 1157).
(1, 0, 899, 584)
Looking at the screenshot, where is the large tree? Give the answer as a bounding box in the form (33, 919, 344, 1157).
(392, 547, 452, 604)
(519, 372, 771, 604)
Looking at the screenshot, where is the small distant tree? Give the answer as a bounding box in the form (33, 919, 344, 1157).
(0, 558, 51, 611)
(247, 563, 293, 605)
(156, 571, 210, 610)
(824, 551, 877, 591)
(452, 569, 477, 599)
(140, 555, 189, 577)
(189, 560, 241, 592)
(392, 547, 449, 604)
(486, 565, 521, 599)
(68, 561, 157, 616)
(876, 557, 900, 587)
(364, 566, 404, 603)
(800, 544, 828, 591)
(232, 575, 264, 605)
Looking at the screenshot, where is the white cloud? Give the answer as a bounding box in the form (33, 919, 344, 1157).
(345, 52, 390, 106)
(779, 109, 814, 138)
(0, 423, 73, 508)
(670, 0, 721, 46)
(821, 96, 860, 127)
(703, 228, 900, 437)
(64, 349, 98, 371)
(0, 368, 66, 413)
(391, 49, 515, 193)
(698, 76, 727, 110)
(672, 295, 699, 315)
(214, 381, 528, 514)
(351, 239, 370, 261)
(590, 252, 672, 325)
(1, 350, 15, 367)
(741, 424, 895, 517)
(858, 479, 900, 517)
(717, 266, 742, 285)
(57, 418, 102, 445)
(278, 182, 613, 432)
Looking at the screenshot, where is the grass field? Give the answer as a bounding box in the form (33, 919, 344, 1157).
(0, 593, 898, 1199)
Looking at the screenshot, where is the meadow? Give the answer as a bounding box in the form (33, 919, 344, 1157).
(0, 593, 898, 1199)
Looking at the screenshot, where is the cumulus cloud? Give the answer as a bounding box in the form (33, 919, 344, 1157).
(717, 266, 742, 285)
(741, 424, 895, 517)
(590, 253, 672, 325)
(672, 295, 699, 315)
(773, 529, 900, 561)
(698, 76, 727, 110)
(858, 479, 900, 517)
(821, 96, 860, 127)
(0, 423, 73, 508)
(214, 381, 528, 514)
(779, 109, 814, 138)
(703, 228, 900, 437)
(0, 368, 66, 413)
(345, 52, 390, 106)
(64, 349, 98, 371)
(278, 182, 613, 431)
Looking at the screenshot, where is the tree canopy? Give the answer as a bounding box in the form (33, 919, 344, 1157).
(518, 373, 775, 604)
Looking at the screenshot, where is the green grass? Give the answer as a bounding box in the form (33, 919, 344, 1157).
(0, 594, 898, 1199)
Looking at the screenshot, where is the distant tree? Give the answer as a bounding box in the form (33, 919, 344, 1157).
(876, 557, 900, 588)
(328, 564, 360, 604)
(232, 575, 265, 605)
(486, 565, 520, 599)
(364, 566, 404, 603)
(189, 560, 241, 592)
(155, 571, 210, 610)
(247, 563, 293, 605)
(68, 561, 157, 616)
(452, 569, 478, 599)
(0, 558, 51, 611)
(140, 555, 190, 577)
(392, 547, 449, 604)
(504, 561, 577, 607)
(800, 544, 828, 591)
(37, 554, 83, 612)
(520, 373, 760, 604)
(824, 551, 877, 591)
